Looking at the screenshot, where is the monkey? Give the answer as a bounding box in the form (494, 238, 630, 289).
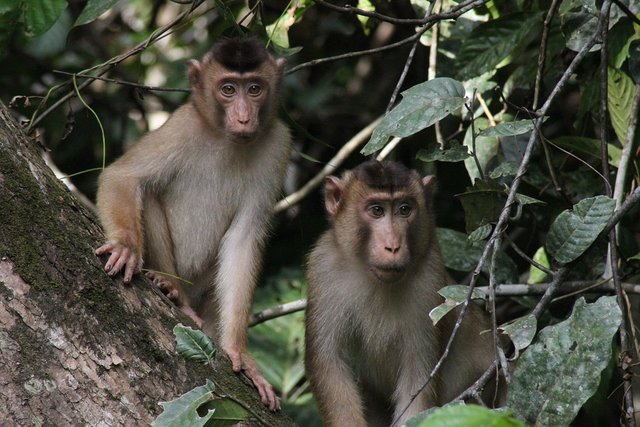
(94, 36, 290, 411)
(304, 160, 504, 426)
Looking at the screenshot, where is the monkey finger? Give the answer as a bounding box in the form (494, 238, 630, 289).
(104, 252, 122, 274)
(110, 247, 130, 276)
(95, 241, 115, 255)
(123, 253, 138, 283)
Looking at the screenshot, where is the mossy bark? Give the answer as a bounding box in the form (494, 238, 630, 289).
(0, 101, 294, 426)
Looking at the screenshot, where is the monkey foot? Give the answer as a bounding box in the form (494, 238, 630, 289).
(146, 271, 203, 327)
(227, 348, 280, 411)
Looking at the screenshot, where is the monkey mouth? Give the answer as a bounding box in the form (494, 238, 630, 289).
(370, 265, 406, 283)
(231, 132, 257, 143)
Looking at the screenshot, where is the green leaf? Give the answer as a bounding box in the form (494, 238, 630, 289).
(152, 380, 216, 427)
(408, 403, 527, 427)
(429, 285, 486, 324)
(23, 0, 66, 37)
(361, 78, 465, 155)
(477, 119, 537, 137)
(514, 193, 545, 206)
(508, 297, 622, 426)
(551, 136, 621, 167)
(436, 228, 518, 285)
(457, 178, 505, 232)
(500, 314, 537, 351)
(561, 10, 599, 52)
(174, 324, 216, 364)
(608, 67, 635, 144)
(416, 141, 471, 163)
(455, 13, 542, 80)
(202, 398, 251, 426)
(75, 0, 120, 26)
(546, 196, 616, 264)
(528, 247, 550, 284)
(468, 223, 493, 242)
(489, 161, 519, 179)
(464, 117, 499, 183)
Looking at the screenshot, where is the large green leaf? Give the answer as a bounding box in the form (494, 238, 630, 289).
(546, 196, 615, 264)
(508, 297, 622, 426)
(457, 178, 505, 232)
(361, 78, 465, 155)
(608, 67, 635, 144)
(174, 324, 216, 364)
(23, 0, 66, 37)
(407, 403, 527, 427)
(455, 13, 542, 80)
(75, 0, 121, 26)
(153, 380, 216, 427)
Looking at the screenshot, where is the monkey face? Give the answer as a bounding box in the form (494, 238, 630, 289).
(362, 197, 417, 284)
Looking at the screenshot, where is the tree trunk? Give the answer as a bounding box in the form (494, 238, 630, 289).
(0, 101, 295, 426)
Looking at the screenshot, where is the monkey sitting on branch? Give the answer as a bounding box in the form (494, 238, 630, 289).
(94, 36, 291, 411)
(305, 160, 504, 426)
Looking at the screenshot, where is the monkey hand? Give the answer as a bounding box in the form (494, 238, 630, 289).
(95, 241, 142, 284)
(227, 347, 280, 411)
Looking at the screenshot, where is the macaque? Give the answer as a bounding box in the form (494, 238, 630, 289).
(305, 160, 503, 426)
(94, 36, 290, 410)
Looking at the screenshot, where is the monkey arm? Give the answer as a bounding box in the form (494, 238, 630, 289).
(95, 128, 182, 283)
(305, 316, 367, 427)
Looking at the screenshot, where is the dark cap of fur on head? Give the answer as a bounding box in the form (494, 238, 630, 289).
(352, 160, 415, 193)
(211, 36, 269, 72)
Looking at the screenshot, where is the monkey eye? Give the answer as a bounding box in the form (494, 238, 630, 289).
(368, 205, 385, 218)
(397, 204, 413, 217)
(247, 84, 263, 96)
(220, 84, 236, 96)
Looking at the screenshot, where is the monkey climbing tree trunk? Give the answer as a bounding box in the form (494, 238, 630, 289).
(0, 101, 294, 427)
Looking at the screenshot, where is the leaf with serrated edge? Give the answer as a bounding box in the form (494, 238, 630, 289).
(152, 380, 216, 427)
(508, 297, 621, 426)
(174, 324, 216, 364)
(416, 141, 471, 163)
(546, 196, 615, 264)
(362, 78, 465, 155)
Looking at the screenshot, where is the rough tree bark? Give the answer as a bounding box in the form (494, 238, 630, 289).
(0, 101, 295, 426)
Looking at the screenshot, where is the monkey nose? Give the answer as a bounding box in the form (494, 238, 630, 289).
(384, 244, 401, 254)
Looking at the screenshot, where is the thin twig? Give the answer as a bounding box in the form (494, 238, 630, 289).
(29, 0, 205, 130)
(287, 0, 489, 75)
(396, 0, 614, 414)
(53, 70, 191, 93)
(249, 300, 306, 326)
(273, 116, 383, 213)
(532, 0, 561, 110)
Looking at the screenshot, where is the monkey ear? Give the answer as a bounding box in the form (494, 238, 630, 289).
(187, 60, 203, 88)
(275, 58, 286, 75)
(324, 176, 344, 217)
(421, 175, 437, 200)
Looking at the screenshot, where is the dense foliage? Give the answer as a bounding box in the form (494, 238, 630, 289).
(1, 0, 639, 425)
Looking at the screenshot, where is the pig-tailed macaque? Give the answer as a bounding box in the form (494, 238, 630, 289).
(305, 160, 503, 426)
(94, 36, 290, 410)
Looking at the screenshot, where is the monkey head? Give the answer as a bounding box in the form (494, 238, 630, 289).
(323, 160, 436, 284)
(187, 36, 286, 144)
